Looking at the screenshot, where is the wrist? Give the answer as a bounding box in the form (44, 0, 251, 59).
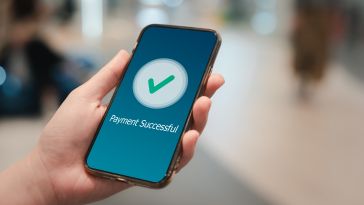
(0, 148, 58, 205)
(27, 148, 59, 205)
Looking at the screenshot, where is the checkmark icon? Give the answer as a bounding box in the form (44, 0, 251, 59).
(134, 59, 187, 108)
(148, 75, 175, 94)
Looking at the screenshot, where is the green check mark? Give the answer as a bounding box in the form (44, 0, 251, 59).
(148, 75, 175, 94)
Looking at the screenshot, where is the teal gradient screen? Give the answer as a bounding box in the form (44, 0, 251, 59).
(86, 25, 218, 183)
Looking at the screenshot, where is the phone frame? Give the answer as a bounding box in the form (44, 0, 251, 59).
(84, 24, 221, 188)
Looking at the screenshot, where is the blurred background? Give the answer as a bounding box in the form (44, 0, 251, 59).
(1, 0, 364, 204)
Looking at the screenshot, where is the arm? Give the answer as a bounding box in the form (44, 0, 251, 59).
(0, 151, 57, 204)
(0, 50, 224, 205)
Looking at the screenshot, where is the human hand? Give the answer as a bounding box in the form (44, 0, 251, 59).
(0, 50, 224, 205)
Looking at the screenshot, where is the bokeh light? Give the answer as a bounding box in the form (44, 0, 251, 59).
(0, 66, 6, 86)
(251, 11, 277, 35)
(81, 0, 103, 39)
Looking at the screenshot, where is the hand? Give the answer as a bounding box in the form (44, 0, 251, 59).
(0, 50, 224, 205)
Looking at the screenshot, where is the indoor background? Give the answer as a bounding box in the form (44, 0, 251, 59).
(1, 0, 364, 204)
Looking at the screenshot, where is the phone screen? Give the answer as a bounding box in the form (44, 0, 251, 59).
(86, 25, 219, 183)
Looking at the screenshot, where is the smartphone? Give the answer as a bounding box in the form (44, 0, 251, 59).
(85, 24, 221, 188)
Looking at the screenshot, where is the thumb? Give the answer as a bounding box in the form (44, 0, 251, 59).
(82, 50, 130, 100)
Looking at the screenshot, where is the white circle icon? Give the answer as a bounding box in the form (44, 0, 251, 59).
(133, 58, 188, 109)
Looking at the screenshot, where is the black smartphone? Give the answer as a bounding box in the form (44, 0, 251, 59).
(85, 24, 221, 188)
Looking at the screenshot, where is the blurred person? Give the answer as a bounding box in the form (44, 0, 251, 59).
(346, 4, 363, 47)
(292, 0, 338, 100)
(0, 1, 9, 49)
(0, 50, 225, 204)
(0, 0, 80, 116)
(56, 0, 76, 24)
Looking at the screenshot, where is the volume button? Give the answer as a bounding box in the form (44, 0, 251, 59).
(210, 52, 218, 67)
(202, 67, 212, 91)
(206, 66, 213, 80)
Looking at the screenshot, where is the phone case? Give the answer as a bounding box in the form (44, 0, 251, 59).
(85, 24, 221, 188)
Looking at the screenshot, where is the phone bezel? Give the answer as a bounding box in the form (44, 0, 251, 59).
(84, 24, 222, 188)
